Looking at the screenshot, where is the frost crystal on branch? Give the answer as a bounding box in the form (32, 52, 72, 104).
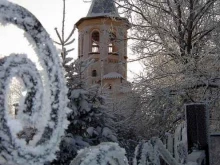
(0, 1, 69, 164)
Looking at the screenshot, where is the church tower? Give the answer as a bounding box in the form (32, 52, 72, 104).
(75, 0, 130, 94)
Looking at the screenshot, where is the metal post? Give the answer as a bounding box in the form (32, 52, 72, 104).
(185, 103, 209, 165)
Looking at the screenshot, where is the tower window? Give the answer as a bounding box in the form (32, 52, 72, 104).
(91, 30, 100, 53)
(109, 32, 116, 53)
(92, 42, 99, 53)
(92, 70, 97, 77)
(109, 43, 113, 53)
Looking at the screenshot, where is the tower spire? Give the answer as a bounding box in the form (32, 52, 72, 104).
(87, 0, 120, 17)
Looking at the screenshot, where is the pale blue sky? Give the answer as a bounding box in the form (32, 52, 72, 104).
(0, 0, 90, 56)
(0, 0, 141, 80)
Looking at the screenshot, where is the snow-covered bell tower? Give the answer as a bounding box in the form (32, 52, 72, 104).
(75, 0, 130, 95)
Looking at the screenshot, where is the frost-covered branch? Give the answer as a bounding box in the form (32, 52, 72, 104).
(115, 0, 220, 134)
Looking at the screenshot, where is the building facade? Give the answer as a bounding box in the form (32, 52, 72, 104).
(75, 0, 130, 95)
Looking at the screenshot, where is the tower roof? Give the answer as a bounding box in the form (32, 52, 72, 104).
(87, 0, 120, 17)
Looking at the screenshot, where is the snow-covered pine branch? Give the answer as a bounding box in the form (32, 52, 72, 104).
(0, 1, 69, 164)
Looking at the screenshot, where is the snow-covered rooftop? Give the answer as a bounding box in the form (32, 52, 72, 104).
(103, 72, 123, 79)
(87, 0, 120, 17)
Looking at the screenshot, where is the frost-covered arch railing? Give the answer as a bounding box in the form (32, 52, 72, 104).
(0, 1, 69, 164)
(70, 142, 129, 165)
(133, 138, 179, 165)
(69, 139, 179, 165)
(133, 123, 188, 165)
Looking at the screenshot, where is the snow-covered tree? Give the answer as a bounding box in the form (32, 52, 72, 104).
(49, 1, 117, 164)
(116, 0, 220, 134)
(51, 85, 117, 165)
(104, 91, 140, 162)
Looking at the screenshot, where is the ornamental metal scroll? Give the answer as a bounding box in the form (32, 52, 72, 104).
(0, 1, 69, 164)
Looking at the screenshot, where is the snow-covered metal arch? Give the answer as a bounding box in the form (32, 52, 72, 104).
(70, 142, 129, 165)
(0, 1, 69, 164)
(133, 138, 179, 165)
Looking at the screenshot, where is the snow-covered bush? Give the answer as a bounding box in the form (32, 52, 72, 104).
(70, 142, 129, 165)
(0, 1, 69, 164)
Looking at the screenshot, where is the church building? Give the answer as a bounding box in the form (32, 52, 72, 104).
(75, 0, 130, 95)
